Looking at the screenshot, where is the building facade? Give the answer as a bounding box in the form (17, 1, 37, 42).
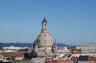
(80, 43, 96, 56)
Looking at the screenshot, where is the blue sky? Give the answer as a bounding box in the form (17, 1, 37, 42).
(0, 0, 96, 45)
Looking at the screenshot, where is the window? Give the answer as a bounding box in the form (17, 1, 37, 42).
(44, 39, 47, 42)
(44, 34, 46, 37)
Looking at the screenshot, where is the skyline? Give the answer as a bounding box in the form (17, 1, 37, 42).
(0, 0, 96, 45)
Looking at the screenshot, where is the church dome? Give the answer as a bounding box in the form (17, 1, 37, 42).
(37, 32, 54, 47)
(32, 17, 57, 57)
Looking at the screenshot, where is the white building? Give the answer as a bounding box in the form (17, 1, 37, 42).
(80, 43, 96, 56)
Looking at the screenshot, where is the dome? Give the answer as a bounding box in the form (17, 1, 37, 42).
(37, 32, 54, 47)
(32, 18, 57, 57)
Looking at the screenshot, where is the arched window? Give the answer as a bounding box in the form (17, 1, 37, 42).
(44, 39, 47, 42)
(44, 34, 46, 37)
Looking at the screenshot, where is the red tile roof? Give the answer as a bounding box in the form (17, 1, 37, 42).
(0, 53, 24, 56)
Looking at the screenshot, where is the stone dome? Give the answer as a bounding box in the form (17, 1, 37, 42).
(37, 32, 54, 47)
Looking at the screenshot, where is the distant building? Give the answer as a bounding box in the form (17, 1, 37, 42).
(57, 47, 70, 58)
(0, 55, 3, 61)
(68, 47, 81, 54)
(32, 17, 58, 57)
(58, 47, 69, 54)
(80, 43, 96, 56)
